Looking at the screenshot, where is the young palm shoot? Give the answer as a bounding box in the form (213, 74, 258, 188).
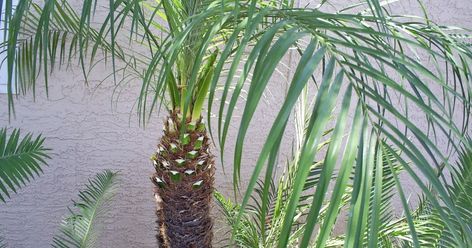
(52, 170, 118, 248)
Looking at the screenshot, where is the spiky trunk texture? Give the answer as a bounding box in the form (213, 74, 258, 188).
(151, 111, 214, 248)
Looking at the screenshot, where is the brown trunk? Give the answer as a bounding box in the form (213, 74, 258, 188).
(151, 111, 214, 248)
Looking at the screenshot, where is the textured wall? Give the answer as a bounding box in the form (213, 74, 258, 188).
(1, 1, 471, 247)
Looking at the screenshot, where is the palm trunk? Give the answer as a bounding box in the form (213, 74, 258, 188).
(151, 111, 214, 248)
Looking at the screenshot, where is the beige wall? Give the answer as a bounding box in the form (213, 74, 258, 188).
(1, 1, 471, 247)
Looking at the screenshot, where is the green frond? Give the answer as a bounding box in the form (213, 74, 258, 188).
(218, 132, 331, 247)
(3, 0, 148, 115)
(4, 0, 292, 123)
(0, 128, 50, 202)
(0, 236, 6, 248)
(52, 170, 118, 248)
(215, 191, 260, 247)
(334, 140, 446, 248)
(324, 141, 404, 247)
(421, 139, 472, 247)
(366, 146, 403, 247)
(371, 139, 472, 248)
(380, 214, 444, 247)
(449, 139, 472, 229)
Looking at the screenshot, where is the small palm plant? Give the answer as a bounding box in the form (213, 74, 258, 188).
(0, 128, 118, 248)
(1, 169, 119, 248)
(2, 0, 472, 247)
(52, 170, 118, 248)
(216, 138, 472, 247)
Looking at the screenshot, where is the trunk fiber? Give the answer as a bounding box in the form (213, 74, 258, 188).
(151, 111, 214, 248)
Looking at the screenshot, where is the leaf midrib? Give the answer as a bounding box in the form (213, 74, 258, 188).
(0, 148, 44, 162)
(80, 180, 113, 248)
(0, 148, 44, 161)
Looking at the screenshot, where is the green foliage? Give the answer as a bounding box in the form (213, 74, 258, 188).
(449, 139, 472, 234)
(398, 139, 472, 248)
(216, 139, 472, 247)
(52, 170, 118, 248)
(2, 0, 289, 123)
(1, 0, 146, 115)
(175, 2, 472, 247)
(0, 128, 50, 202)
(0, 128, 116, 247)
(215, 191, 260, 247)
(2, 0, 472, 247)
(216, 156, 327, 247)
(0, 236, 6, 248)
(0, 169, 118, 248)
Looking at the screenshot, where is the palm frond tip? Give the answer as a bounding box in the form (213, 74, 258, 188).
(52, 170, 118, 248)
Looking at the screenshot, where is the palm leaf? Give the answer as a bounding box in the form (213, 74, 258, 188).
(0, 128, 50, 202)
(2, 0, 148, 114)
(215, 191, 261, 248)
(339, 140, 445, 248)
(366, 145, 402, 247)
(52, 170, 118, 248)
(360, 138, 472, 248)
(448, 138, 472, 234)
(0, 236, 6, 248)
(399, 138, 472, 247)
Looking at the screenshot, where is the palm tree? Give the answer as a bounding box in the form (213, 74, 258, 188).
(2, 0, 290, 246)
(2, 0, 472, 247)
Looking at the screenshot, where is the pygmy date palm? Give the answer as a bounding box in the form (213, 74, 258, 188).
(1, 0, 289, 246)
(2, 0, 472, 247)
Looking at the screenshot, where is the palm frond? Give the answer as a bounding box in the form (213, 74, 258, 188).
(0, 236, 6, 248)
(215, 191, 261, 247)
(448, 138, 472, 234)
(217, 136, 331, 247)
(3, 0, 148, 114)
(365, 145, 402, 247)
(337, 140, 447, 248)
(52, 170, 118, 248)
(377, 214, 443, 248)
(0, 128, 50, 202)
(403, 138, 472, 247)
(363, 138, 472, 248)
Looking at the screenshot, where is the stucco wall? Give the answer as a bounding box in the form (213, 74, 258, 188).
(1, 1, 471, 247)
